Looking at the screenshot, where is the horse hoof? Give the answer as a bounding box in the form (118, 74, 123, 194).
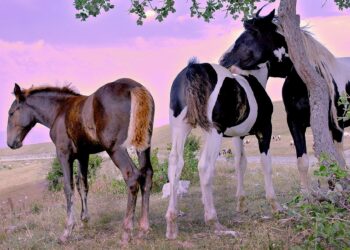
(236, 196, 248, 213)
(58, 235, 69, 244)
(269, 200, 283, 213)
(236, 202, 248, 213)
(78, 221, 89, 229)
(166, 212, 178, 239)
(81, 215, 90, 223)
(137, 228, 150, 239)
(166, 222, 178, 240)
(121, 231, 132, 246)
(212, 222, 239, 238)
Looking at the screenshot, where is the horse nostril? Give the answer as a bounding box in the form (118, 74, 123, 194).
(7, 139, 22, 149)
(220, 58, 228, 67)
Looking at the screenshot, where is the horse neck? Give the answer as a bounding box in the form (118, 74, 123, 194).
(267, 56, 293, 78)
(26, 93, 77, 128)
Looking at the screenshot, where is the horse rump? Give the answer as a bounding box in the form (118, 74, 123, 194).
(185, 60, 212, 131)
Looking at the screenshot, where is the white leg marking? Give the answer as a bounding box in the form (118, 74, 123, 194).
(198, 129, 222, 222)
(297, 153, 310, 193)
(61, 209, 76, 242)
(166, 108, 191, 239)
(261, 152, 282, 212)
(233, 137, 247, 212)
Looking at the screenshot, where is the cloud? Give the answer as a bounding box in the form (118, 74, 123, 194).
(1, 15, 349, 146)
(0, 25, 234, 145)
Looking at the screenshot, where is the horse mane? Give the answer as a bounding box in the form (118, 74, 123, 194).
(23, 85, 80, 97)
(273, 19, 340, 130)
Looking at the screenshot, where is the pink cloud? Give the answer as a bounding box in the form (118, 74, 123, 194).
(1, 15, 349, 146)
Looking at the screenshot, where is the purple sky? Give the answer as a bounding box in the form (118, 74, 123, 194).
(0, 0, 349, 147)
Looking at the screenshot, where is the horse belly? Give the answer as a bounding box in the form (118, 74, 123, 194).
(81, 96, 99, 143)
(223, 112, 256, 137)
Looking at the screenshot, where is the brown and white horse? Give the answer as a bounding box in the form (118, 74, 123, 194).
(7, 79, 154, 244)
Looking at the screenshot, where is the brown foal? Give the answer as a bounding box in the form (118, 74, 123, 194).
(7, 79, 154, 244)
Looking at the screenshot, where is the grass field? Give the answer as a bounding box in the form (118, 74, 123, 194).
(0, 162, 304, 249)
(0, 101, 349, 249)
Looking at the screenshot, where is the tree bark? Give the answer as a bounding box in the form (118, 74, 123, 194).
(278, 0, 345, 167)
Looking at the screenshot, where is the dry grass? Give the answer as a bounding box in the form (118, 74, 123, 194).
(1, 100, 350, 249)
(0, 161, 307, 249)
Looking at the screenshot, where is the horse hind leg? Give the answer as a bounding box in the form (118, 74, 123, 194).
(76, 154, 89, 226)
(232, 137, 248, 213)
(136, 147, 153, 238)
(256, 127, 282, 213)
(165, 112, 192, 239)
(57, 151, 76, 243)
(198, 129, 224, 230)
(108, 146, 140, 244)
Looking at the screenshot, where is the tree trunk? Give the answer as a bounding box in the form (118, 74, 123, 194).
(278, 0, 345, 167)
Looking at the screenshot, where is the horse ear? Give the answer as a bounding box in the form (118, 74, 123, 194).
(14, 83, 25, 102)
(264, 9, 275, 22)
(243, 19, 257, 31)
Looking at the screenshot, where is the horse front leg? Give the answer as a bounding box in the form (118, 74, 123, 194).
(76, 154, 89, 226)
(136, 147, 153, 238)
(232, 137, 248, 213)
(256, 125, 282, 213)
(108, 147, 140, 245)
(57, 150, 75, 243)
(287, 116, 310, 194)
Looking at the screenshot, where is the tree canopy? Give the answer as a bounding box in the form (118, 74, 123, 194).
(74, 0, 350, 24)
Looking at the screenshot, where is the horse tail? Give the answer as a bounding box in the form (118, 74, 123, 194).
(122, 86, 154, 151)
(184, 59, 212, 131)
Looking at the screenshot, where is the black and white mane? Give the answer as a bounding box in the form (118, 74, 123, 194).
(219, 8, 350, 194)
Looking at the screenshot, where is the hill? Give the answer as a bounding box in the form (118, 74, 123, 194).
(2, 100, 350, 158)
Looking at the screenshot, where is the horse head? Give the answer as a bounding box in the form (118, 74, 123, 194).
(7, 83, 36, 149)
(220, 8, 290, 75)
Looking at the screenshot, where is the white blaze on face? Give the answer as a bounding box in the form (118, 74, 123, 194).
(273, 47, 289, 62)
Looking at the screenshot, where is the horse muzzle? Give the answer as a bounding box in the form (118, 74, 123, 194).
(7, 139, 23, 149)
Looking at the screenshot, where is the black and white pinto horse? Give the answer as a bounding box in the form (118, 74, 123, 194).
(165, 59, 282, 239)
(220, 9, 350, 194)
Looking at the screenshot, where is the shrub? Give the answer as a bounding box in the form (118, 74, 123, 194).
(288, 155, 350, 249)
(109, 179, 127, 194)
(109, 134, 201, 194)
(47, 154, 103, 192)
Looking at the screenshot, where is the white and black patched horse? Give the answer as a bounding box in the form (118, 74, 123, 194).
(220, 8, 350, 194)
(165, 59, 282, 239)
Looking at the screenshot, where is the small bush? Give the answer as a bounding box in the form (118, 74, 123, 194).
(150, 148, 169, 192)
(288, 155, 350, 249)
(111, 135, 201, 194)
(109, 179, 127, 194)
(30, 202, 42, 215)
(151, 135, 200, 192)
(289, 199, 350, 249)
(47, 154, 103, 192)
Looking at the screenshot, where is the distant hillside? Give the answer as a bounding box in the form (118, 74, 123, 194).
(4, 101, 342, 156)
(0, 101, 289, 154)
(0, 131, 5, 148)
